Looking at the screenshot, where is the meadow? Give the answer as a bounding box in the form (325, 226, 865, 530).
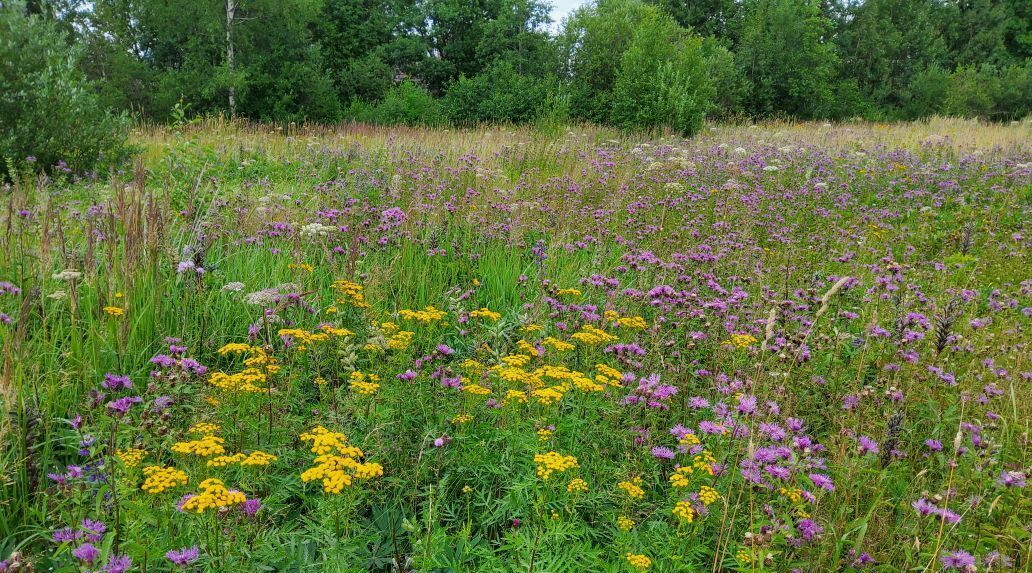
(1, 118, 1030, 572)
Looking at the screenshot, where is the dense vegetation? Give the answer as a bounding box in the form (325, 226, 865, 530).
(8, 0, 1032, 131)
(0, 120, 1029, 572)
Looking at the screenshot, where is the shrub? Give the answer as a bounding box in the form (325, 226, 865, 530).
(347, 81, 444, 127)
(442, 62, 553, 126)
(609, 11, 712, 135)
(0, 3, 131, 178)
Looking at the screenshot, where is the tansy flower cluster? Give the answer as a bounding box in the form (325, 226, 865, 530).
(398, 306, 447, 323)
(533, 451, 579, 480)
(331, 279, 369, 308)
(625, 553, 651, 571)
(619, 478, 645, 499)
(567, 478, 589, 493)
(349, 371, 381, 395)
(171, 435, 226, 457)
(299, 426, 383, 494)
(570, 324, 618, 345)
(469, 307, 501, 321)
(180, 478, 248, 513)
(206, 450, 278, 468)
(116, 448, 147, 468)
(140, 466, 188, 494)
(723, 333, 758, 348)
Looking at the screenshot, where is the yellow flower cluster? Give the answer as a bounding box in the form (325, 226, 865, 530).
(779, 487, 803, 504)
(692, 450, 717, 475)
(387, 331, 414, 350)
(542, 337, 574, 352)
(103, 306, 125, 317)
(532, 385, 568, 405)
(516, 340, 539, 357)
(570, 324, 618, 346)
(556, 288, 582, 297)
(504, 390, 528, 405)
(625, 553, 651, 571)
(615, 316, 647, 329)
(209, 368, 267, 393)
(672, 500, 695, 522)
(618, 478, 645, 499)
(533, 451, 579, 480)
(398, 306, 447, 323)
(502, 353, 532, 367)
(669, 466, 694, 488)
(678, 432, 701, 447)
(723, 333, 758, 348)
(217, 343, 253, 356)
(469, 307, 501, 321)
(116, 448, 147, 468)
(171, 435, 226, 457)
(299, 426, 382, 494)
(537, 428, 553, 441)
(596, 364, 623, 380)
(181, 478, 247, 513)
(278, 328, 330, 349)
(462, 383, 491, 396)
(288, 262, 314, 273)
(331, 279, 370, 308)
(538, 365, 603, 393)
(451, 413, 473, 425)
(617, 515, 635, 531)
(299, 426, 359, 456)
(349, 371, 381, 395)
(699, 485, 721, 505)
(314, 376, 327, 386)
(567, 478, 589, 493)
(319, 324, 355, 338)
(188, 422, 220, 435)
(207, 450, 278, 468)
(522, 323, 543, 333)
(140, 465, 188, 494)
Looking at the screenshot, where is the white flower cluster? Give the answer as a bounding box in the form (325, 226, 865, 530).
(300, 222, 336, 240)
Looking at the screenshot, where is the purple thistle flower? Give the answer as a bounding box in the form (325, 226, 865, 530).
(939, 550, 975, 570)
(166, 546, 200, 567)
(72, 543, 100, 564)
(650, 446, 675, 460)
(104, 554, 132, 573)
(858, 435, 879, 455)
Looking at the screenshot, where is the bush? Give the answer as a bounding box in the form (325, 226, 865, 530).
(902, 66, 950, 119)
(346, 81, 444, 127)
(609, 11, 712, 135)
(943, 65, 995, 118)
(992, 61, 1032, 120)
(700, 38, 747, 120)
(0, 3, 130, 178)
(442, 62, 553, 126)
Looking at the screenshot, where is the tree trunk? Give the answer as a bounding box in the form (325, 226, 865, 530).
(226, 0, 236, 116)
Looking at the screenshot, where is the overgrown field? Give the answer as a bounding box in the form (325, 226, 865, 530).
(1, 119, 1030, 572)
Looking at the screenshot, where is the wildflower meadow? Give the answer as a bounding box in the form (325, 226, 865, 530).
(1, 119, 1030, 572)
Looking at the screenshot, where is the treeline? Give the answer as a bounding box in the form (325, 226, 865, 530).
(6, 0, 1032, 135)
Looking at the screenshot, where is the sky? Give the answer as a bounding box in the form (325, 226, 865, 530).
(549, 0, 587, 27)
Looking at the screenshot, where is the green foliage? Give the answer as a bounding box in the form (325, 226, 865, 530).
(6, 0, 1032, 130)
(442, 61, 553, 125)
(609, 12, 712, 134)
(347, 81, 444, 127)
(736, 0, 839, 118)
(0, 2, 130, 177)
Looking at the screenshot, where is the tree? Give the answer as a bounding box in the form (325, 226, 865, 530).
(838, 0, 946, 117)
(736, 0, 839, 118)
(0, 1, 130, 177)
(610, 10, 712, 134)
(647, 0, 738, 38)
